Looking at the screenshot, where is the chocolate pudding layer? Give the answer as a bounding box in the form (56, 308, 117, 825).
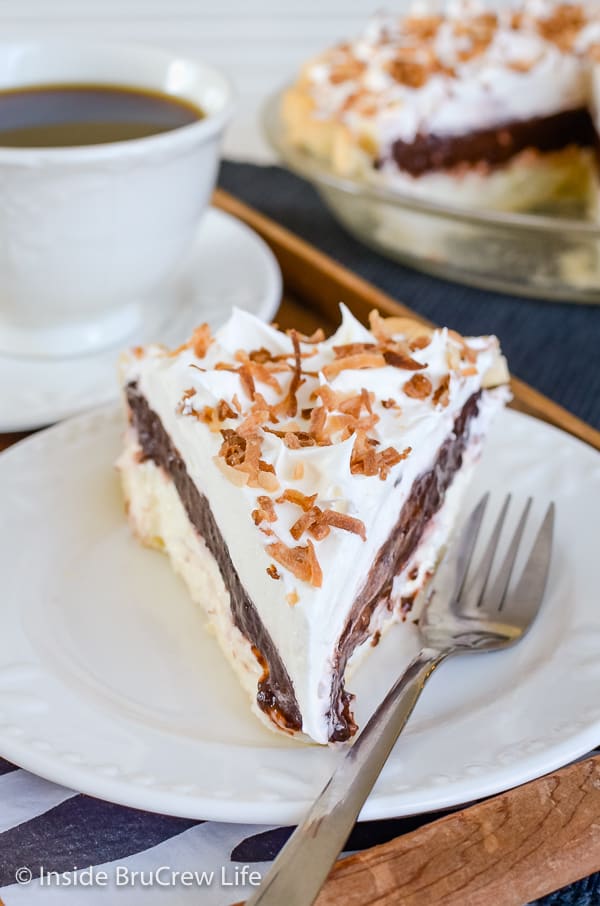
(328, 392, 482, 742)
(125, 382, 303, 734)
(386, 108, 595, 177)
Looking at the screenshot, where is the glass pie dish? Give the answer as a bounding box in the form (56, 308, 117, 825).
(264, 89, 600, 305)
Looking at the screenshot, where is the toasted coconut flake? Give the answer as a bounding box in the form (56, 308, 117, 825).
(383, 348, 426, 371)
(217, 430, 266, 487)
(265, 538, 323, 587)
(447, 330, 478, 365)
(286, 590, 299, 606)
(446, 344, 462, 372)
(266, 564, 280, 580)
(309, 405, 329, 443)
(322, 352, 386, 380)
(351, 429, 410, 479)
(237, 406, 271, 437)
(410, 335, 432, 351)
(537, 3, 585, 50)
(350, 430, 378, 476)
(257, 470, 280, 492)
(360, 388, 373, 414)
(264, 425, 318, 448)
(314, 385, 342, 411)
(289, 330, 303, 411)
(248, 347, 274, 364)
(335, 389, 374, 419)
(237, 436, 262, 485)
(252, 496, 278, 526)
(191, 323, 213, 358)
(216, 399, 238, 421)
(381, 398, 398, 409)
(377, 445, 411, 479)
(333, 342, 377, 357)
(290, 506, 323, 541)
(192, 405, 221, 432)
(292, 461, 305, 480)
(403, 374, 433, 400)
(432, 375, 451, 408)
(325, 413, 355, 440)
(213, 455, 249, 486)
(369, 310, 433, 343)
(460, 365, 479, 377)
(219, 429, 246, 467)
(295, 327, 326, 344)
(321, 509, 366, 541)
(247, 361, 282, 392)
(239, 363, 256, 401)
(277, 488, 318, 511)
(272, 330, 303, 418)
(284, 432, 301, 449)
(176, 387, 198, 416)
(280, 430, 317, 448)
(309, 520, 331, 541)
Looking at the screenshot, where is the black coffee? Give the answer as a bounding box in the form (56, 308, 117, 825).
(0, 83, 204, 147)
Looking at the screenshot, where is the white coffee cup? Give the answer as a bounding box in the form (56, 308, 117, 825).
(0, 41, 234, 358)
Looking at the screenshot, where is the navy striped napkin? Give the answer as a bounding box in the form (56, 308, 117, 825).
(0, 753, 598, 904)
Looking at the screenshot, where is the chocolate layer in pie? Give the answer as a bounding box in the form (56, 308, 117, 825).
(126, 383, 480, 742)
(328, 391, 481, 741)
(385, 108, 595, 176)
(125, 383, 303, 734)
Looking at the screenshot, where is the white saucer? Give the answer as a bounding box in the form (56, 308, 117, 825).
(0, 405, 599, 822)
(0, 207, 281, 432)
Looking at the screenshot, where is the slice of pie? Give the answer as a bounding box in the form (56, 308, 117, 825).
(118, 305, 509, 744)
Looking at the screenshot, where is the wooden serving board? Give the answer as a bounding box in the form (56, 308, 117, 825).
(1, 189, 599, 905)
(210, 190, 600, 906)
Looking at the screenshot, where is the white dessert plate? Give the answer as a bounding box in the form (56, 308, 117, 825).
(0, 405, 599, 823)
(0, 207, 281, 433)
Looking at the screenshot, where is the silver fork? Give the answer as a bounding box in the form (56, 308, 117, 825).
(246, 494, 555, 906)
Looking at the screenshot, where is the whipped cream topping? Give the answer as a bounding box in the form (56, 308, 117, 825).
(300, 0, 595, 153)
(122, 306, 509, 741)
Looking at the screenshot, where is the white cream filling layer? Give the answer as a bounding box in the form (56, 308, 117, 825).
(118, 433, 272, 734)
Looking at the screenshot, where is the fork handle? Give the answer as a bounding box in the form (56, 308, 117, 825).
(245, 645, 450, 906)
